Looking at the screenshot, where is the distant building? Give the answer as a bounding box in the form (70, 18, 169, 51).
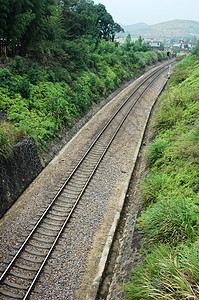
(144, 38, 164, 50)
(172, 40, 196, 51)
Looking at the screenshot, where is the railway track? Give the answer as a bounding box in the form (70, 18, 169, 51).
(0, 60, 174, 299)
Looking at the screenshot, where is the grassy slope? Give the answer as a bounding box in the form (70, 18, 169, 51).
(125, 54, 199, 299)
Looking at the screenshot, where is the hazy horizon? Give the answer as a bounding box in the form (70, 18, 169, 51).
(93, 0, 199, 26)
(121, 19, 199, 26)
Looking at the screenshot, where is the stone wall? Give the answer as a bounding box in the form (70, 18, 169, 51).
(0, 136, 43, 218)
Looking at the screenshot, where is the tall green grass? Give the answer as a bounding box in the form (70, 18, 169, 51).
(125, 54, 199, 299)
(125, 243, 199, 300)
(137, 196, 198, 245)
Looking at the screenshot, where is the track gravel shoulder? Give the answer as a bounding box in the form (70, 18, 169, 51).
(0, 62, 172, 299)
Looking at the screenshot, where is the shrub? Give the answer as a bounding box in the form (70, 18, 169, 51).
(0, 37, 168, 152)
(0, 69, 13, 87)
(10, 56, 24, 75)
(139, 58, 146, 68)
(17, 76, 31, 99)
(46, 70, 56, 82)
(192, 40, 199, 55)
(27, 63, 40, 84)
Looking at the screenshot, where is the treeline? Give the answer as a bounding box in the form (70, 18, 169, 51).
(0, 0, 169, 160)
(0, 0, 123, 56)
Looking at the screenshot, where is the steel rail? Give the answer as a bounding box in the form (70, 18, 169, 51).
(0, 61, 172, 283)
(0, 61, 174, 299)
(22, 62, 172, 300)
(0, 61, 171, 282)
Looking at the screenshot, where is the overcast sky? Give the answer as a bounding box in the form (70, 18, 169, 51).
(93, 0, 199, 25)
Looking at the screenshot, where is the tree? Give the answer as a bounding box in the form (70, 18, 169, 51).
(22, 0, 58, 49)
(132, 36, 151, 52)
(95, 4, 123, 42)
(1, 0, 35, 53)
(123, 34, 133, 51)
(0, 0, 59, 54)
(60, 1, 123, 42)
(0, 0, 10, 37)
(192, 40, 199, 55)
(60, 0, 96, 39)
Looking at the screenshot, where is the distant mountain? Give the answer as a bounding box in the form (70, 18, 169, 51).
(120, 20, 199, 40)
(121, 22, 148, 32)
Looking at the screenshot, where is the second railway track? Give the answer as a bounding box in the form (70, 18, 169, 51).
(0, 60, 175, 299)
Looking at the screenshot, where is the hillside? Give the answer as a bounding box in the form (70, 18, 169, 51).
(121, 19, 199, 40)
(125, 51, 199, 299)
(120, 22, 148, 33)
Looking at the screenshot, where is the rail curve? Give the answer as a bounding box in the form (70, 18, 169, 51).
(0, 60, 174, 299)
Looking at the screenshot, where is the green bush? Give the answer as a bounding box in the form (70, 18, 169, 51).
(141, 172, 165, 204)
(10, 56, 24, 75)
(27, 63, 41, 84)
(0, 38, 168, 151)
(0, 69, 13, 87)
(17, 76, 31, 99)
(192, 40, 199, 55)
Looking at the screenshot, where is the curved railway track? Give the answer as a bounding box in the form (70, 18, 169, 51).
(0, 60, 174, 299)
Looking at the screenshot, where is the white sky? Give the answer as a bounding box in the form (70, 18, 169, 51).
(93, 0, 199, 25)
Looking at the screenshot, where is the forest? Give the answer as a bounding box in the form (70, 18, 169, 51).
(0, 0, 168, 159)
(0, 0, 124, 55)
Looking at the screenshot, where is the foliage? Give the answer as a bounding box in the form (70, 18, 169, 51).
(0, 1, 168, 152)
(0, 40, 166, 149)
(0, 0, 124, 54)
(192, 39, 199, 56)
(141, 172, 166, 204)
(9, 56, 24, 74)
(0, 122, 15, 161)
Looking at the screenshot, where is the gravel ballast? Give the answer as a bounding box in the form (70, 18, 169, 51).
(0, 63, 171, 299)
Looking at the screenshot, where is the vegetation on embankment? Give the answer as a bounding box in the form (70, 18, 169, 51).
(0, 39, 168, 159)
(0, 0, 170, 161)
(125, 46, 199, 299)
